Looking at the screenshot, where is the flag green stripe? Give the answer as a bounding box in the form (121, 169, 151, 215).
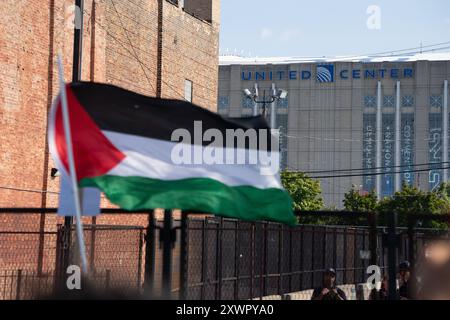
(80, 176, 296, 225)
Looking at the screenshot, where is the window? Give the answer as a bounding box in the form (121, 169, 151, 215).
(364, 96, 376, 108)
(402, 95, 415, 107)
(241, 89, 256, 109)
(184, 80, 193, 102)
(383, 95, 394, 107)
(218, 96, 229, 110)
(167, 0, 179, 6)
(241, 96, 254, 109)
(183, 0, 213, 23)
(430, 95, 443, 108)
(277, 97, 289, 108)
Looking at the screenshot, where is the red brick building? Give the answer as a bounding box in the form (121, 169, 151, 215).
(0, 0, 220, 210)
(0, 1, 220, 285)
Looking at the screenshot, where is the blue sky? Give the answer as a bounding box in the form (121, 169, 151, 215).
(220, 0, 450, 57)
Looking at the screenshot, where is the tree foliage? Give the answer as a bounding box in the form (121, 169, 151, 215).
(280, 170, 449, 229)
(343, 187, 378, 212)
(378, 184, 450, 228)
(281, 171, 326, 224)
(341, 184, 450, 228)
(281, 171, 323, 211)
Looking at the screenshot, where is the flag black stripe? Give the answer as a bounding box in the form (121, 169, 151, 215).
(70, 82, 274, 150)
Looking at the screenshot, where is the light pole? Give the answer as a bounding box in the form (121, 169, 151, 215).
(243, 85, 287, 129)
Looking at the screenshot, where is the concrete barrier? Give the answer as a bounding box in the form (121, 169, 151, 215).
(337, 284, 357, 300)
(251, 295, 283, 300)
(356, 283, 373, 300)
(283, 285, 358, 300)
(283, 289, 314, 300)
(257, 283, 377, 300)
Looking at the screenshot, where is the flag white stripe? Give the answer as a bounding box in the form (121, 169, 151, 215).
(103, 131, 283, 189)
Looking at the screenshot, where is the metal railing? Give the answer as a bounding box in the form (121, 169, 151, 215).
(0, 208, 448, 300)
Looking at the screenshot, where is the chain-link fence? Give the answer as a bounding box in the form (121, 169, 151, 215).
(0, 210, 147, 299)
(177, 215, 378, 300)
(0, 209, 449, 300)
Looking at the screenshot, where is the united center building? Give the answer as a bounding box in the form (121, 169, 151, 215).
(218, 53, 450, 207)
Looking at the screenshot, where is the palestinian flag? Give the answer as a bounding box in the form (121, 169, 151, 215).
(49, 82, 295, 225)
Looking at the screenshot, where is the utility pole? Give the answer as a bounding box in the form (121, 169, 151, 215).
(63, 0, 84, 267)
(244, 86, 287, 127)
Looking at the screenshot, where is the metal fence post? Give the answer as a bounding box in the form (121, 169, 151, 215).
(234, 220, 240, 300)
(343, 228, 347, 284)
(353, 228, 357, 284)
(90, 218, 97, 272)
(250, 222, 255, 299)
(54, 224, 64, 292)
(179, 212, 189, 300)
(311, 226, 315, 288)
(322, 226, 327, 279)
(143, 211, 155, 297)
(62, 223, 72, 277)
(261, 222, 268, 298)
(361, 229, 366, 284)
(201, 219, 207, 300)
(288, 227, 293, 293)
(299, 225, 304, 290)
(407, 215, 417, 299)
(333, 227, 337, 275)
(161, 210, 174, 300)
(16, 269, 22, 300)
(55, 223, 72, 293)
(105, 269, 111, 291)
(137, 229, 144, 292)
(278, 224, 283, 295)
(387, 211, 398, 300)
(216, 218, 223, 300)
(259, 222, 266, 300)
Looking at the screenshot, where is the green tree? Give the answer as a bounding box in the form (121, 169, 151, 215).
(438, 181, 450, 204)
(343, 187, 378, 212)
(281, 171, 323, 211)
(378, 184, 449, 228)
(281, 171, 324, 224)
(340, 187, 379, 226)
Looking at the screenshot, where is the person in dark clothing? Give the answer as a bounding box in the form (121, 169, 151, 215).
(369, 275, 390, 300)
(398, 261, 412, 300)
(311, 268, 347, 300)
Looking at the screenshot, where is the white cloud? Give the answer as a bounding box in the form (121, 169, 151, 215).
(259, 27, 273, 40)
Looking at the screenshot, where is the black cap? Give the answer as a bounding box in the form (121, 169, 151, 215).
(399, 261, 410, 271)
(325, 268, 336, 276)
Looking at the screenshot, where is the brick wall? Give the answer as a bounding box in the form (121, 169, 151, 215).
(0, 0, 219, 282)
(0, 0, 220, 218)
(161, 0, 219, 111)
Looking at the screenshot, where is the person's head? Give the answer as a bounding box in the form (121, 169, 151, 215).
(323, 268, 336, 288)
(399, 261, 411, 281)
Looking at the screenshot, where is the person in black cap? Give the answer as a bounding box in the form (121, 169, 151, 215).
(311, 268, 347, 300)
(398, 261, 412, 300)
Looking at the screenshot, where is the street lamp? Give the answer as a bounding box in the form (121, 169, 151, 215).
(244, 84, 288, 170)
(243, 84, 288, 127)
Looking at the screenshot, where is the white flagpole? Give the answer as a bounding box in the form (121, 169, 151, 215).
(57, 55, 88, 274)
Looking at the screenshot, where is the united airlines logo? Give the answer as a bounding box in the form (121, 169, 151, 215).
(316, 64, 334, 83)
